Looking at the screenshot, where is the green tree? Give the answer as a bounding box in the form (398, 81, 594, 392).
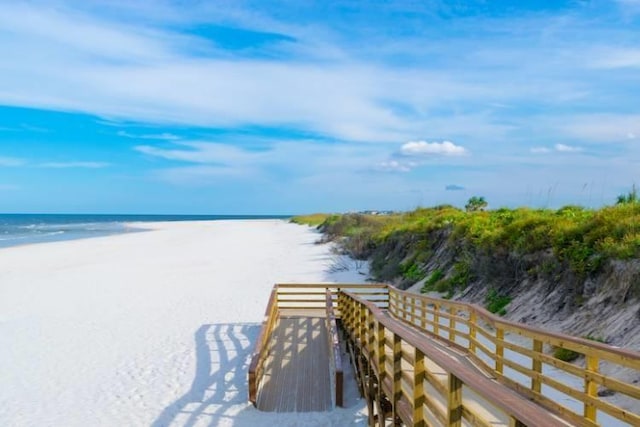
(465, 196, 488, 212)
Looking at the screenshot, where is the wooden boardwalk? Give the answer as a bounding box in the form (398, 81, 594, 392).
(249, 284, 640, 426)
(256, 315, 332, 412)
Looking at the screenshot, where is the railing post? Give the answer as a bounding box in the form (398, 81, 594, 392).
(413, 347, 426, 427)
(532, 339, 543, 394)
(469, 311, 477, 354)
(411, 296, 416, 326)
(377, 321, 385, 380)
(449, 305, 456, 342)
(360, 302, 368, 348)
(584, 355, 599, 422)
(392, 333, 402, 423)
(434, 303, 440, 337)
(447, 373, 462, 427)
(496, 326, 504, 375)
(419, 298, 426, 331)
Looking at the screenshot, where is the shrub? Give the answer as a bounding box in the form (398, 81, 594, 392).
(402, 262, 423, 281)
(553, 346, 580, 362)
(485, 288, 511, 316)
(421, 268, 444, 293)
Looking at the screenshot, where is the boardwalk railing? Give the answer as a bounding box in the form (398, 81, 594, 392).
(249, 284, 640, 426)
(387, 287, 640, 427)
(248, 283, 387, 407)
(340, 290, 570, 427)
(326, 289, 343, 407)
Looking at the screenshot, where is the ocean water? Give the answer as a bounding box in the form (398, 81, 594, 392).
(0, 214, 289, 249)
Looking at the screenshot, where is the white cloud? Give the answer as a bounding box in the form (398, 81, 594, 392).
(38, 161, 110, 168)
(135, 142, 261, 165)
(400, 140, 467, 156)
(530, 144, 582, 154)
(118, 131, 179, 140)
(0, 2, 608, 145)
(374, 160, 414, 173)
(554, 143, 581, 153)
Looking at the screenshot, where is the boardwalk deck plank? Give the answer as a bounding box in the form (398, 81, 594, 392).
(256, 316, 332, 412)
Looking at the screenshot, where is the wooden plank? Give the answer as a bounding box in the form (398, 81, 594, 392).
(256, 316, 333, 412)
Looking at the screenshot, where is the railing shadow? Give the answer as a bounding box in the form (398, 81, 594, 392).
(257, 316, 332, 412)
(151, 323, 259, 427)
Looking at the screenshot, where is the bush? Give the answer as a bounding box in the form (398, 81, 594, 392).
(485, 288, 511, 316)
(421, 268, 444, 293)
(402, 262, 423, 281)
(553, 346, 580, 362)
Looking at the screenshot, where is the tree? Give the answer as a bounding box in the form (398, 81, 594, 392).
(465, 196, 488, 212)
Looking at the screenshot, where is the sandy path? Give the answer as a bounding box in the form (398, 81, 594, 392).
(0, 220, 368, 427)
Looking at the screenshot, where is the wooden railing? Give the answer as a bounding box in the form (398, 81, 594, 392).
(248, 283, 387, 407)
(248, 287, 279, 404)
(387, 287, 640, 427)
(326, 289, 344, 407)
(249, 283, 640, 426)
(339, 290, 568, 427)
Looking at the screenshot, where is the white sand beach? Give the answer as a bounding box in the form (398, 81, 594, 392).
(0, 220, 369, 427)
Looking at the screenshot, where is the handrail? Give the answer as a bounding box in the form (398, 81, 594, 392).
(248, 287, 279, 405)
(249, 283, 639, 425)
(388, 287, 640, 426)
(248, 283, 387, 407)
(340, 290, 568, 427)
(326, 289, 343, 407)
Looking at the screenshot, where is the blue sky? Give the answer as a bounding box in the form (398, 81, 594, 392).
(1, 0, 639, 214)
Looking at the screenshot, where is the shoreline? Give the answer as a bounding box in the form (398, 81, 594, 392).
(0, 217, 291, 251)
(0, 220, 368, 426)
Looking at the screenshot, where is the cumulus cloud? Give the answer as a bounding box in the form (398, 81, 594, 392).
(445, 184, 465, 191)
(400, 140, 467, 157)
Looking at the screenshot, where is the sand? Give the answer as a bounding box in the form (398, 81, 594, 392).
(0, 220, 369, 427)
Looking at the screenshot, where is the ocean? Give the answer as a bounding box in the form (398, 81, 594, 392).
(0, 214, 290, 249)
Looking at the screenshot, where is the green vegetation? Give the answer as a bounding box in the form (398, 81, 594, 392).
(430, 260, 475, 298)
(465, 196, 488, 212)
(401, 261, 423, 281)
(421, 268, 444, 293)
(584, 334, 606, 343)
(616, 184, 639, 205)
(485, 288, 511, 316)
(553, 346, 581, 362)
(313, 200, 640, 279)
(290, 213, 334, 226)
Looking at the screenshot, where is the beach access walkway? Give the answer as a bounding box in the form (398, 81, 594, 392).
(256, 314, 332, 411)
(248, 284, 640, 426)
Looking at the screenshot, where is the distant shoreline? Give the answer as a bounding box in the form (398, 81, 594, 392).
(0, 214, 292, 249)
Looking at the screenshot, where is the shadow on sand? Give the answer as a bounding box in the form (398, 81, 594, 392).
(151, 323, 259, 427)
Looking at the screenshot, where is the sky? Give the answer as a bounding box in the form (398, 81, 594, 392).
(0, 0, 639, 214)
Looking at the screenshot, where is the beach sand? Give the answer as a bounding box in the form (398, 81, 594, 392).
(0, 220, 369, 426)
